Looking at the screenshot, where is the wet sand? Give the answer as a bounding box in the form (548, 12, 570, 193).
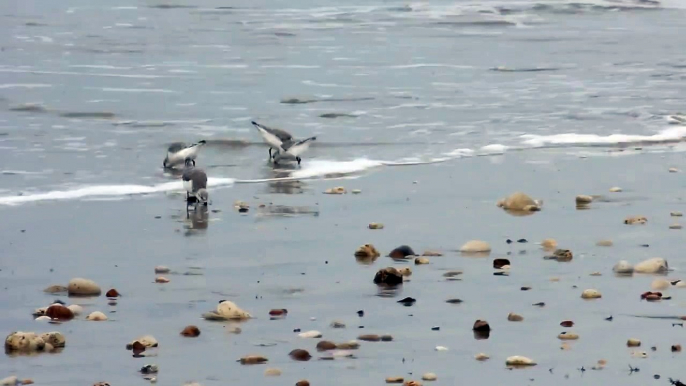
(2, 148, 686, 385)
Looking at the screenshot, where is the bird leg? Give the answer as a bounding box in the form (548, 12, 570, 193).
(268, 148, 272, 160)
(296, 156, 302, 165)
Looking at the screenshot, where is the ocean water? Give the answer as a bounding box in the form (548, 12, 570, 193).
(1, 0, 686, 385)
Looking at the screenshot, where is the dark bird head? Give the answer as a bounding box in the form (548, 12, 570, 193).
(197, 140, 207, 145)
(184, 157, 195, 167)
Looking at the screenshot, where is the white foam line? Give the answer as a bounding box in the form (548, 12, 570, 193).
(0, 178, 235, 206)
(521, 127, 686, 147)
(0, 84, 52, 89)
(0, 68, 179, 79)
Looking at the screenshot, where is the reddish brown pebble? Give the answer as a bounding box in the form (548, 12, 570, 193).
(316, 340, 337, 351)
(105, 289, 120, 298)
(45, 304, 74, 321)
(672, 344, 682, 352)
(289, 349, 312, 361)
(358, 334, 381, 342)
(181, 325, 201, 337)
(560, 320, 574, 327)
(473, 320, 490, 332)
(21, 380, 34, 385)
(155, 277, 170, 283)
(295, 381, 310, 386)
(131, 341, 146, 353)
(269, 309, 288, 316)
(641, 291, 662, 300)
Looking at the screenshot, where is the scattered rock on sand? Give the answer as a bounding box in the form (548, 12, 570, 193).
(576, 195, 593, 204)
(596, 240, 613, 247)
(354, 244, 381, 259)
(295, 381, 310, 386)
(180, 325, 200, 337)
(264, 368, 282, 377)
(45, 304, 74, 321)
(368, 223, 384, 230)
(40, 331, 65, 350)
(85, 311, 108, 321)
(672, 344, 682, 352)
(670, 223, 682, 230)
(609, 187, 622, 192)
(351, 189, 361, 194)
(4, 332, 47, 352)
(497, 192, 542, 212)
(634, 258, 668, 274)
(505, 356, 536, 366)
(613, 260, 634, 275)
(627, 338, 641, 347)
(475, 353, 490, 361)
(404, 381, 422, 386)
(386, 378, 404, 384)
(389, 245, 416, 259)
(374, 267, 404, 286)
(558, 332, 579, 340)
(105, 289, 120, 298)
(1, 377, 34, 386)
(493, 258, 510, 269)
(421, 373, 437, 381)
(324, 187, 346, 194)
(544, 249, 573, 262)
(154, 266, 170, 274)
(540, 239, 557, 251)
(203, 300, 251, 320)
(651, 279, 670, 291)
(155, 277, 170, 283)
(43, 285, 68, 294)
(422, 250, 443, 256)
(330, 320, 346, 328)
(581, 289, 602, 299)
(358, 334, 384, 342)
(126, 335, 157, 351)
(459, 240, 491, 254)
(671, 212, 683, 217)
(473, 320, 490, 332)
(507, 313, 523, 322)
(289, 349, 312, 361)
(298, 330, 322, 338)
(240, 355, 268, 364)
(669, 167, 679, 173)
(67, 278, 101, 296)
(624, 216, 647, 225)
(414, 257, 430, 265)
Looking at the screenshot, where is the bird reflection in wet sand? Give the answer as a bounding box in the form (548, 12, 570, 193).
(183, 207, 210, 236)
(263, 167, 305, 195)
(255, 204, 319, 219)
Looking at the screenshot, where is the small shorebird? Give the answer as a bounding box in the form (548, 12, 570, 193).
(181, 158, 208, 209)
(251, 121, 316, 165)
(163, 140, 206, 169)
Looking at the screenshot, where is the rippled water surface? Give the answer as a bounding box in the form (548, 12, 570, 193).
(2, 0, 686, 385)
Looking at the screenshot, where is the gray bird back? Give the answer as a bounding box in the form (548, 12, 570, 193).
(167, 142, 186, 153)
(183, 168, 208, 192)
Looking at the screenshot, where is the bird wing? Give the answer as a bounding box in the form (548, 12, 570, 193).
(284, 136, 316, 157)
(252, 121, 286, 149)
(192, 169, 208, 191)
(167, 142, 187, 153)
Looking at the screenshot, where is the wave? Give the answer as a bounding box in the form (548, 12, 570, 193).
(0, 178, 235, 206)
(520, 127, 686, 147)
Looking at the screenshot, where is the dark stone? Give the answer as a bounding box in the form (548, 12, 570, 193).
(373, 267, 403, 286)
(389, 245, 416, 259)
(493, 258, 510, 269)
(397, 297, 416, 306)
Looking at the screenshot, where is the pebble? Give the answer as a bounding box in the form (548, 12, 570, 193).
(316, 340, 337, 351)
(560, 320, 574, 327)
(414, 257, 430, 265)
(354, 244, 381, 259)
(475, 353, 489, 361)
(330, 320, 346, 328)
(85, 311, 108, 321)
(240, 355, 268, 364)
(669, 167, 679, 173)
(596, 240, 613, 247)
(507, 313, 524, 322)
(421, 373, 437, 381)
(672, 344, 682, 352)
(298, 330, 322, 338)
(386, 378, 404, 384)
(493, 258, 510, 269)
(505, 356, 536, 366)
(613, 260, 634, 275)
(627, 338, 641, 347)
(351, 189, 361, 194)
(105, 289, 120, 298)
(581, 289, 602, 299)
(625, 216, 647, 225)
(435, 346, 449, 351)
(670, 224, 682, 230)
(671, 212, 683, 217)
(154, 266, 170, 274)
(558, 332, 579, 340)
(155, 277, 170, 283)
(389, 245, 416, 259)
(609, 187, 622, 192)
(459, 240, 491, 254)
(203, 300, 251, 320)
(126, 335, 158, 350)
(368, 222, 384, 230)
(264, 368, 281, 377)
(652, 279, 670, 290)
(180, 325, 201, 337)
(473, 320, 490, 331)
(635, 257, 668, 274)
(422, 250, 443, 256)
(295, 381, 310, 386)
(67, 278, 102, 296)
(540, 238, 557, 250)
(374, 267, 404, 285)
(404, 382, 422, 386)
(289, 349, 311, 361)
(576, 195, 593, 204)
(497, 192, 541, 212)
(45, 304, 74, 321)
(43, 285, 68, 294)
(324, 186, 346, 194)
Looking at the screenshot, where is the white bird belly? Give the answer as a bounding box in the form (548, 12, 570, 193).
(183, 179, 194, 192)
